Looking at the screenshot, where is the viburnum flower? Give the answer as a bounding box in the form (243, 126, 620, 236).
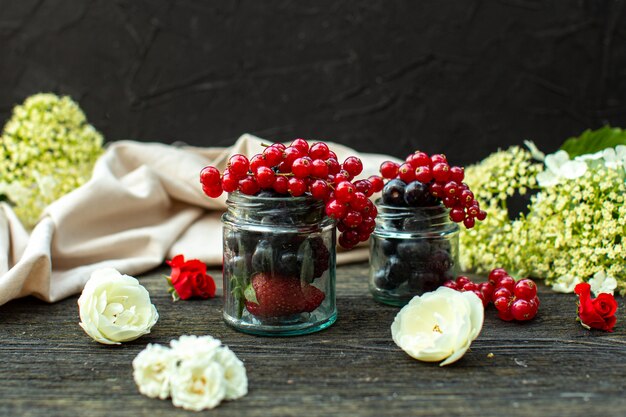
(165, 255, 216, 301)
(391, 287, 484, 366)
(536, 150, 587, 187)
(588, 271, 618, 296)
(132, 344, 175, 399)
(0, 93, 103, 227)
(574, 282, 618, 332)
(77, 268, 158, 345)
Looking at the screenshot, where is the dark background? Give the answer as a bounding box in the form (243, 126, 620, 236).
(1, 0, 625, 165)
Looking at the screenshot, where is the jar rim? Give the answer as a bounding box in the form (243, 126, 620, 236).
(374, 198, 447, 213)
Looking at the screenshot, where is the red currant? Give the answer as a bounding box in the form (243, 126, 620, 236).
(283, 146, 304, 168)
(290, 138, 309, 153)
(510, 299, 535, 321)
(514, 279, 537, 300)
(326, 158, 341, 175)
(380, 161, 399, 179)
(498, 309, 515, 321)
(249, 154, 268, 173)
(429, 182, 444, 198)
(432, 162, 451, 182)
(350, 192, 369, 211)
(309, 142, 330, 160)
(291, 157, 312, 178)
(325, 199, 347, 219)
(343, 211, 363, 228)
(287, 177, 307, 196)
(221, 173, 238, 193)
(449, 166, 465, 183)
(494, 296, 511, 312)
(200, 166, 220, 186)
(255, 166, 275, 188)
(354, 180, 373, 197)
(342, 156, 363, 177)
(310, 179, 330, 200)
(456, 276, 471, 288)
(202, 183, 222, 198)
(239, 176, 259, 195)
(463, 216, 475, 229)
(415, 166, 433, 183)
(493, 287, 512, 300)
(449, 207, 465, 222)
(273, 175, 289, 194)
(476, 210, 487, 221)
(228, 154, 250, 179)
(310, 158, 329, 178)
(488, 268, 509, 286)
(398, 163, 416, 183)
(368, 175, 384, 192)
(497, 276, 516, 292)
(430, 154, 447, 165)
(443, 181, 459, 197)
(406, 151, 431, 168)
(335, 181, 355, 203)
(443, 280, 458, 289)
(263, 145, 284, 166)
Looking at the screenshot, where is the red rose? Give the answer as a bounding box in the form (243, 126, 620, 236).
(574, 283, 617, 332)
(166, 255, 216, 301)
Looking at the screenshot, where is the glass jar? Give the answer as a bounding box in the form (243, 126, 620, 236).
(369, 201, 459, 306)
(222, 192, 337, 336)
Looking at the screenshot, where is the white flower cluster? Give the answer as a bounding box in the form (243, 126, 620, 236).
(133, 335, 248, 411)
(535, 144, 626, 187)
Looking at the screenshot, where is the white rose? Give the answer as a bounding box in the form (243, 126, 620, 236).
(132, 344, 175, 399)
(171, 335, 222, 361)
(78, 268, 158, 345)
(391, 287, 484, 366)
(215, 347, 248, 400)
(170, 358, 226, 411)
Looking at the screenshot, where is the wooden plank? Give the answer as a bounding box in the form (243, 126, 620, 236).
(1, 263, 625, 417)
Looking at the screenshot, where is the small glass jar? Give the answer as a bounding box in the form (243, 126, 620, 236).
(369, 201, 459, 306)
(222, 192, 337, 336)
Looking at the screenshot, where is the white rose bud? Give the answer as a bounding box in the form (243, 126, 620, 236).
(391, 286, 484, 366)
(170, 358, 226, 411)
(78, 268, 159, 345)
(170, 335, 222, 361)
(132, 344, 175, 399)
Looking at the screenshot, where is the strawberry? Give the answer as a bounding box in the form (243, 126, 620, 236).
(244, 273, 325, 318)
(302, 285, 325, 312)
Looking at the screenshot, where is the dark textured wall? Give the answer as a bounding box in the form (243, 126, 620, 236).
(1, 0, 625, 165)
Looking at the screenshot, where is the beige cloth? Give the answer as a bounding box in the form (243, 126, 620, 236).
(0, 134, 398, 306)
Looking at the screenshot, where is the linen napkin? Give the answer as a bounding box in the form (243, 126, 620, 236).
(0, 134, 398, 306)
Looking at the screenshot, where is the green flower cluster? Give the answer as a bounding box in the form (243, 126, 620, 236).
(461, 146, 626, 295)
(0, 93, 103, 227)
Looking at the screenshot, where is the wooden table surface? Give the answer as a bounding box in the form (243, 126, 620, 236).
(1, 262, 625, 417)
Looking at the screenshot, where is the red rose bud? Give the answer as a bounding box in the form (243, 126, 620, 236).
(574, 283, 617, 332)
(165, 255, 216, 301)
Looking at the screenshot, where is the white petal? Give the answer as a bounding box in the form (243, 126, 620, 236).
(536, 170, 559, 187)
(544, 150, 570, 172)
(560, 160, 587, 179)
(523, 140, 545, 161)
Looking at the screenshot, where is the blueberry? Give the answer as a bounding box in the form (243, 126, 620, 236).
(397, 240, 430, 261)
(377, 238, 397, 257)
(387, 256, 408, 285)
(374, 269, 397, 290)
(404, 181, 434, 207)
(276, 252, 300, 276)
(382, 179, 407, 206)
(251, 240, 274, 272)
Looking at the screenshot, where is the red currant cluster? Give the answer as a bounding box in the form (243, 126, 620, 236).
(442, 276, 494, 307)
(443, 268, 540, 321)
(199, 138, 384, 249)
(379, 152, 486, 228)
(489, 268, 540, 321)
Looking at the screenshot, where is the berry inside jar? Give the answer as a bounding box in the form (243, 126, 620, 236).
(369, 152, 485, 306)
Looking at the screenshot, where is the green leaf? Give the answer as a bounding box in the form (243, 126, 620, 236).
(560, 126, 626, 158)
(244, 283, 258, 304)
